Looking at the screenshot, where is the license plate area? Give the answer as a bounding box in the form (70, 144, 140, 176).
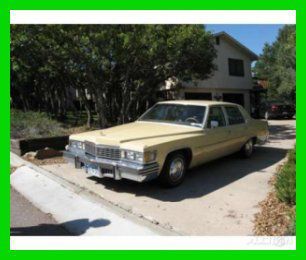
(100, 164, 115, 178)
(84, 163, 102, 178)
(84, 162, 114, 178)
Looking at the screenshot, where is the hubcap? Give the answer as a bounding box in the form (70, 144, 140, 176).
(169, 158, 184, 181)
(245, 140, 253, 155)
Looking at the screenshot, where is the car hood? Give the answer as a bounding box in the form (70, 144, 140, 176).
(69, 121, 202, 147)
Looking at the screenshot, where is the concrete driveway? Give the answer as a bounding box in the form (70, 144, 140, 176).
(42, 120, 296, 235)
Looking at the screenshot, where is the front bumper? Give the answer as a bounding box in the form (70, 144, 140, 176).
(63, 150, 159, 182)
(257, 132, 269, 144)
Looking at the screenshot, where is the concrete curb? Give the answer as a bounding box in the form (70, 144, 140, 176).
(10, 152, 176, 236)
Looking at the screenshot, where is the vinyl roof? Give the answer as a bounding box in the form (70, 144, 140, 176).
(158, 100, 239, 106)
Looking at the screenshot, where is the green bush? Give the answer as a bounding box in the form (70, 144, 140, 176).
(287, 211, 296, 236)
(288, 146, 296, 164)
(11, 109, 66, 139)
(275, 148, 296, 205)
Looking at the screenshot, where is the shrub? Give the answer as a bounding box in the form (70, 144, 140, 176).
(11, 109, 66, 139)
(275, 148, 296, 205)
(288, 146, 296, 164)
(286, 211, 296, 236)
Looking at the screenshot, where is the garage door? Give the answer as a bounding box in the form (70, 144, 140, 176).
(185, 92, 212, 100)
(223, 93, 244, 107)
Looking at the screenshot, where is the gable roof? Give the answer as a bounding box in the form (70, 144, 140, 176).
(214, 31, 258, 61)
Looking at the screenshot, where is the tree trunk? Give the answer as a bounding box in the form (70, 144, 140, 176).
(93, 88, 108, 128)
(78, 88, 93, 128)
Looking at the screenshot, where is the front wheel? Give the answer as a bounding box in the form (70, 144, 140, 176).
(240, 139, 254, 158)
(159, 153, 186, 187)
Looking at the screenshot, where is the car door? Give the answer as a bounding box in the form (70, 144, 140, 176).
(223, 105, 248, 152)
(198, 106, 232, 163)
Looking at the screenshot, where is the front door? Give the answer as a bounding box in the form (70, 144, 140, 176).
(197, 106, 231, 164)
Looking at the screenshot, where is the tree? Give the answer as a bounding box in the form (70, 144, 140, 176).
(11, 25, 217, 128)
(254, 25, 296, 102)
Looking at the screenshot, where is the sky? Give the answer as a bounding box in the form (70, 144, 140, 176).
(205, 24, 284, 56)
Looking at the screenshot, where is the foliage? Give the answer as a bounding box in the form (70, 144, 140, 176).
(275, 147, 296, 205)
(254, 25, 296, 102)
(286, 210, 296, 236)
(10, 109, 65, 139)
(11, 25, 216, 128)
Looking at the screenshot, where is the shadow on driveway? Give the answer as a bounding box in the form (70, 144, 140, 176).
(11, 218, 111, 236)
(268, 121, 296, 141)
(89, 146, 288, 202)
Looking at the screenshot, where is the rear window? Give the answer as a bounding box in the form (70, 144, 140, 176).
(224, 106, 245, 125)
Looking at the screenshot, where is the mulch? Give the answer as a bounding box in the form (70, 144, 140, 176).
(253, 174, 295, 236)
(23, 156, 67, 166)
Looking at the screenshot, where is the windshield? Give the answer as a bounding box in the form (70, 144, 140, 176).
(139, 104, 206, 128)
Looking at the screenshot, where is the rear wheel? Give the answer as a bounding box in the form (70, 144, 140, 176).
(159, 153, 186, 187)
(240, 139, 254, 158)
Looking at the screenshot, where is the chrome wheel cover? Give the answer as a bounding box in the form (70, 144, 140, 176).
(245, 139, 253, 156)
(169, 158, 184, 181)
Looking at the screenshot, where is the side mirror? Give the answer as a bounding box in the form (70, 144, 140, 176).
(210, 120, 219, 129)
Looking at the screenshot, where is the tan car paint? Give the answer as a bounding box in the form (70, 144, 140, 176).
(69, 101, 268, 173)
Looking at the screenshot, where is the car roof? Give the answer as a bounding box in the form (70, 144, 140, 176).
(157, 100, 239, 107)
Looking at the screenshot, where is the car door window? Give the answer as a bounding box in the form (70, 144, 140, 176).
(225, 106, 245, 125)
(207, 106, 226, 128)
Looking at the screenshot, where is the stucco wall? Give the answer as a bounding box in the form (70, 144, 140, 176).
(184, 36, 254, 90)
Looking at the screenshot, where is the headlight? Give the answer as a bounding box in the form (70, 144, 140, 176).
(126, 151, 136, 160)
(135, 152, 144, 163)
(70, 140, 85, 150)
(121, 150, 156, 163)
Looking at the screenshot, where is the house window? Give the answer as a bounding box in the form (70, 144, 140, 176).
(228, 58, 244, 77)
(215, 36, 220, 45)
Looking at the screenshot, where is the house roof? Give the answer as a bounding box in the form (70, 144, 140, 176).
(214, 31, 258, 61)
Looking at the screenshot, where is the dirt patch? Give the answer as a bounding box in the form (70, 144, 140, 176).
(24, 156, 66, 166)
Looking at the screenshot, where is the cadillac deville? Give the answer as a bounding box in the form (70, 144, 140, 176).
(64, 101, 269, 187)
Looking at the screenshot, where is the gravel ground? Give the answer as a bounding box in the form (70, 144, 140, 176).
(41, 120, 296, 235)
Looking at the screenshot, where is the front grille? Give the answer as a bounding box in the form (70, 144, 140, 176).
(85, 141, 96, 156)
(97, 146, 120, 160)
(85, 141, 120, 160)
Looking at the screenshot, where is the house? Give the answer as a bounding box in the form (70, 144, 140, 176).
(179, 31, 258, 113)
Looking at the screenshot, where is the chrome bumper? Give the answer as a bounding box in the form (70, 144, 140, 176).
(63, 150, 159, 182)
(257, 131, 269, 145)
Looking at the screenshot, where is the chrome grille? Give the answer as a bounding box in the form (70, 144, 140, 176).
(97, 146, 120, 160)
(85, 141, 96, 156)
(85, 141, 120, 160)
